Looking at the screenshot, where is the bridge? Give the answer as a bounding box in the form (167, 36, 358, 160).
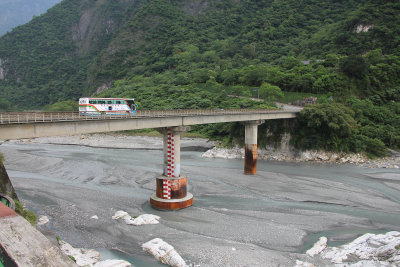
(0, 108, 301, 210)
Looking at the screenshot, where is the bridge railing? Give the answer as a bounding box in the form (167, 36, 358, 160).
(0, 109, 291, 124)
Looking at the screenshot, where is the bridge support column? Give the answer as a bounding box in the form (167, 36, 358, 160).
(150, 126, 193, 210)
(244, 120, 264, 175)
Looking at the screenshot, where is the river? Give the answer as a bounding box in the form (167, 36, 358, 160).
(0, 141, 399, 266)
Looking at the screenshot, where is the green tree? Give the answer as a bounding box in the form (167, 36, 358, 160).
(294, 103, 358, 152)
(259, 82, 284, 101)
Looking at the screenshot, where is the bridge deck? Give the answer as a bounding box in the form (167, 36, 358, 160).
(0, 109, 300, 124)
(0, 109, 301, 140)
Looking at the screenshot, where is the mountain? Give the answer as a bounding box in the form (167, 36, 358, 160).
(0, 0, 399, 109)
(0, 0, 399, 156)
(0, 0, 61, 36)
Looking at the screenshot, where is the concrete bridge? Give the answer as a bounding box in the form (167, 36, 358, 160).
(0, 108, 300, 210)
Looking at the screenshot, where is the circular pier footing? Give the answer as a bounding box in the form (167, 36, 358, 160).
(150, 193, 193, 210)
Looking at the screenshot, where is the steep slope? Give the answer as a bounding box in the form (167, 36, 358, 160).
(0, 0, 144, 108)
(302, 0, 400, 57)
(88, 0, 363, 90)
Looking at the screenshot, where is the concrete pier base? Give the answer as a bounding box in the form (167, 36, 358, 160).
(150, 126, 193, 210)
(150, 193, 194, 210)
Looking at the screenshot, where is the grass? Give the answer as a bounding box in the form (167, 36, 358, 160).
(14, 200, 37, 225)
(0, 153, 4, 164)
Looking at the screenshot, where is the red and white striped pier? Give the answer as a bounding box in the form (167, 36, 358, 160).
(150, 126, 193, 210)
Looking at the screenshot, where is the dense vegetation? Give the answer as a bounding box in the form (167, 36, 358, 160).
(0, 0, 399, 157)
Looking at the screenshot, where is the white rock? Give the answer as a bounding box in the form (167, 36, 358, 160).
(37, 215, 49, 225)
(91, 215, 99, 220)
(59, 240, 100, 266)
(306, 236, 327, 257)
(125, 214, 160, 226)
(113, 210, 160, 226)
(201, 146, 243, 159)
(294, 260, 315, 267)
(142, 238, 186, 267)
(322, 231, 400, 264)
(112, 210, 129, 220)
(93, 259, 132, 267)
(334, 260, 389, 267)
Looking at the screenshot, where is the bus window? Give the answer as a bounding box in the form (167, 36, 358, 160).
(107, 100, 112, 104)
(116, 101, 121, 104)
(89, 100, 95, 104)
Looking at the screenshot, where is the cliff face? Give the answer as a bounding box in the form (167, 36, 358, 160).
(0, 161, 18, 200)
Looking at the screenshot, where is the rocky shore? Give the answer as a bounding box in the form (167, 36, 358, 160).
(202, 145, 400, 169)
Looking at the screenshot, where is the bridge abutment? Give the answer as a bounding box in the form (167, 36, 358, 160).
(150, 126, 193, 210)
(244, 120, 264, 175)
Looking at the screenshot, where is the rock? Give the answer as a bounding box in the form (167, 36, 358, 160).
(59, 240, 100, 266)
(294, 260, 315, 267)
(113, 210, 160, 225)
(93, 259, 131, 267)
(37, 215, 49, 225)
(322, 231, 400, 264)
(124, 214, 160, 226)
(201, 146, 244, 159)
(59, 240, 131, 267)
(142, 238, 186, 267)
(112, 210, 129, 220)
(91, 215, 99, 220)
(306, 236, 327, 257)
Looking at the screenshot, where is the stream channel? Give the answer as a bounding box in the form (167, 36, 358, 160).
(1, 142, 400, 266)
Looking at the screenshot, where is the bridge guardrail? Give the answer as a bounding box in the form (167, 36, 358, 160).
(0, 109, 295, 125)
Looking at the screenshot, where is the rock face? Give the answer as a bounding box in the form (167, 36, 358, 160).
(142, 238, 186, 267)
(0, 161, 18, 200)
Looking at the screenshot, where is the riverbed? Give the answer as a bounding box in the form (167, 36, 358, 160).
(0, 138, 400, 266)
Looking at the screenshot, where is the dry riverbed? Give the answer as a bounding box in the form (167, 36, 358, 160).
(0, 134, 399, 266)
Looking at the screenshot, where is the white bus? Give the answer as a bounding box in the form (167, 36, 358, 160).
(79, 98, 137, 115)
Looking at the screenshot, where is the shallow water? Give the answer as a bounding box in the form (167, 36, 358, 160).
(1, 142, 400, 266)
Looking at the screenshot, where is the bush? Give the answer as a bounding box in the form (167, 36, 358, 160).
(355, 135, 387, 158)
(294, 103, 358, 151)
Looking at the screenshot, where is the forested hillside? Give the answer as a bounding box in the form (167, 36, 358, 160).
(0, 0, 61, 36)
(0, 0, 399, 156)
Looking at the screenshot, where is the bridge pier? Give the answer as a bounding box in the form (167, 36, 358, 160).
(244, 120, 264, 175)
(150, 126, 193, 210)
